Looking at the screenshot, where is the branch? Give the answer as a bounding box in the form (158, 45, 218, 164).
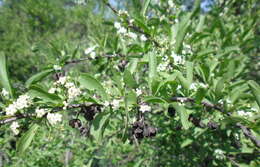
(170, 96, 260, 148)
(236, 123, 260, 148)
(0, 104, 84, 126)
(170, 97, 223, 112)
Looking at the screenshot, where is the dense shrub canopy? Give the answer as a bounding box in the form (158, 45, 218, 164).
(0, 0, 259, 166)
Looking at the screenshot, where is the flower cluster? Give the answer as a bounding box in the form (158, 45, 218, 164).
(1, 88, 9, 97)
(10, 121, 20, 135)
(237, 110, 253, 117)
(140, 104, 151, 113)
(84, 46, 97, 59)
(114, 22, 147, 41)
(47, 113, 62, 125)
(53, 76, 82, 101)
(171, 52, 185, 65)
(5, 94, 32, 115)
(35, 108, 48, 118)
(214, 149, 225, 160)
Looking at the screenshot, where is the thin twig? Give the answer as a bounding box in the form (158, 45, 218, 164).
(104, 1, 161, 48)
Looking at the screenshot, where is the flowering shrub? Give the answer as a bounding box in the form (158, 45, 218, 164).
(0, 0, 259, 166)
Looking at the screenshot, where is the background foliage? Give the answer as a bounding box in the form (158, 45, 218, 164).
(0, 0, 259, 166)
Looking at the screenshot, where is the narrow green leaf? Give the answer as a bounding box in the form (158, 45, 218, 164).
(215, 78, 225, 98)
(125, 90, 137, 107)
(195, 88, 207, 104)
(148, 52, 157, 90)
(25, 69, 54, 88)
(28, 85, 61, 103)
(148, 52, 157, 81)
(175, 70, 190, 90)
(16, 124, 39, 155)
(248, 80, 260, 108)
(0, 52, 13, 97)
(172, 103, 190, 130)
(181, 138, 193, 148)
(186, 61, 194, 85)
(91, 112, 110, 143)
(128, 59, 138, 74)
(79, 74, 108, 100)
(174, 13, 191, 54)
(123, 70, 137, 88)
(141, 0, 151, 17)
(195, 14, 205, 32)
(144, 96, 167, 103)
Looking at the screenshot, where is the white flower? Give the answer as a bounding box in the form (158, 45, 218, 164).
(136, 89, 142, 96)
(111, 99, 120, 110)
(47, 113, 62, 125)
(117, 27, 127, 34)
(48, 87, 57, 94)
(90, 52, 96, 59)
(84, 46, 97, 55)
(5, 104, 17, 115)
(168, 0, 174, 8)
(114, 22, 121, 29)
(226, 98, 232, 104)
(189, 83, 197, 91)
(10, 122, 20, 135)
(171, 53, 184, 64)
(53, 65, 62, 71)
(140, 34, 147, 41)
(140, 104, 151, 113)
(128, 32, 137, 40)
(129, 19, 134, 24)
(15, 94, 32, 110)
(157, 63, 168, 72)
(63, 101, 69, 110)
(1, 88, 9, 97)
(35, 108, 47, 118)
(199, 83, 208, 88)
(237, 110, 253, 117)
(177, 85, 182, 90)
(251, 108, 258, 112)
(67, 86, 81, 99)
(65, 82, 75, 89)
(56, 76, 67, 85)
(234, 133, 239, 140)
(104, 101, 110, 107)
(214, 149, 225, 160)
(118, 10, 129, 16)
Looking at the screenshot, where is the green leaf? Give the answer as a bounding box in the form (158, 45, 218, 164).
(16, 124, 39, 155)
(174, 13, 191, 54)
(181, 138, 193, 148)
(128, 58, 138, 74)
(141, 0, 151, 17)
(79, 74, 108, 100)
(195, 88, 207, 104)
(125, 90, 137, 107)
(25, 69, 54, 88)
(215, 78, 225, 99)
(175, 70, 190, 90)
(172, 103, 190, 130)
(248, 80, 260, 108)
(186, 61, 194, 85)
(144, 96, 167, 103)
(148, 52, 157, 92)
(91, 112, 110, 143)
(123, 70, 137, 88)
(0, 52, 13, 97)
(195, 14, 205, 32)
(28, 85, 61, 104)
